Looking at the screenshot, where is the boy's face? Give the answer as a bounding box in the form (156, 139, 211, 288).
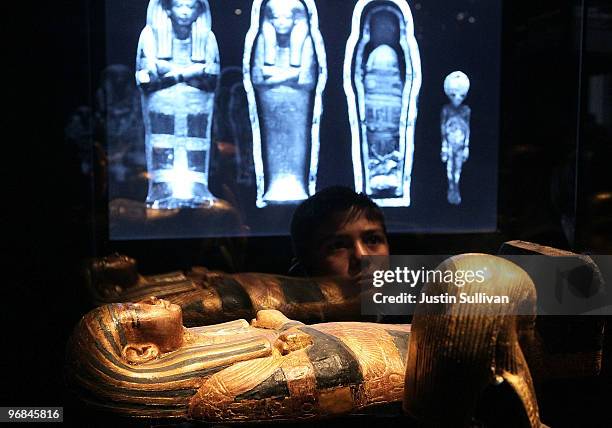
(309, 211, 389, 279)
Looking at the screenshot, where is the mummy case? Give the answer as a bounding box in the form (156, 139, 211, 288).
(244, 0, 327, 207)
(136, 0, 220, 210)
(441, 71, 471, 205)
(344, 0, 422, 207)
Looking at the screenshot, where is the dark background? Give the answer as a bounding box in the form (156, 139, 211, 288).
(105, 0, 500, 238)
(6, 0, 612, 427)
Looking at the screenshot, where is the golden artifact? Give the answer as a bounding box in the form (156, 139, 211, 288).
(66, 300, 410, 421)
(404, 253, 544, 428)
(85, 254, 364, 325)
(73, 253, 547, 425)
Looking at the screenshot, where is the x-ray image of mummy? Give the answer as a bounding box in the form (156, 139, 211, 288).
(441, 71, 471, 205)
(136, 0, 219, 210)
(244, 0, 327, 208)
(344, 0, 422, 207)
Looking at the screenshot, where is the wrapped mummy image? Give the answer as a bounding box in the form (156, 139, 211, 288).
(344, 0, 422, 207)
(243, 0, 327, 208)
(441, 71, 471, 205)
(135, 0, 220, 210)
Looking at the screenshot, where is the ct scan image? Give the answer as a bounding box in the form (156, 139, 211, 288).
(95, 0, 500, 239)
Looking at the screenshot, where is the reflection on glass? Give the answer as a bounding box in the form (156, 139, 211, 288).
(344, 0, 422, 207)
(441, 71, 471, 205)
(244, 0, 327, 207)
(135, 0, 220, 209)
(230, 82, 255, 185)
(95, 65, 148, 195)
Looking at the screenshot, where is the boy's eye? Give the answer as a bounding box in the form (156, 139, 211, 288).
(364, 234, 384, 245)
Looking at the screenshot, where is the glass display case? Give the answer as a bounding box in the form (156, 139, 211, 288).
(9, 1, 610, 427)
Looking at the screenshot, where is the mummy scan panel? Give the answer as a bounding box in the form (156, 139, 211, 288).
(344, 0, 422, 207)
(440, 71, 471, 205)
(243, 0, 327, 208)
(135, 0, 220, 210)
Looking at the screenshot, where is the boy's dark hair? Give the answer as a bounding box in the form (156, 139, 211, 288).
(290, 186, 387, 271)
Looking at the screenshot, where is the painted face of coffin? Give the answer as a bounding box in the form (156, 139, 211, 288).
(116, 297, 184, 363)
